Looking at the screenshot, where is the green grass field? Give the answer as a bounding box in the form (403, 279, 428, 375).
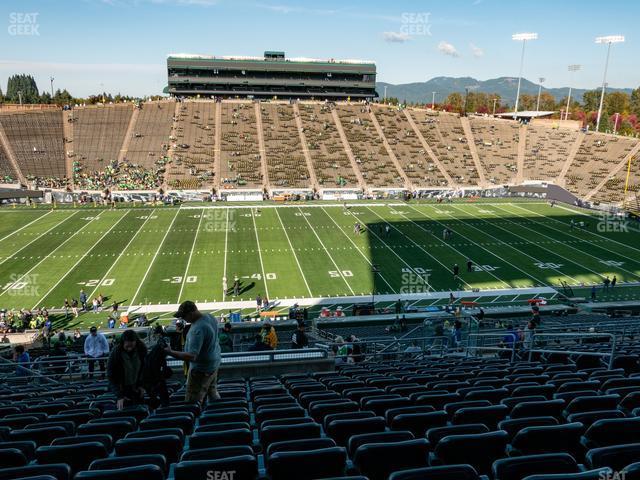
(1, 199, 639, 325)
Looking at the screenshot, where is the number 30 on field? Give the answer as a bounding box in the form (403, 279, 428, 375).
(329, 270, 353, 277)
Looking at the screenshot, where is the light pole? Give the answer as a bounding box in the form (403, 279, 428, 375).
(492, 97, 498, 116)
(595, 35, 624, 132)
(512, 32, 538, 117)
(535, 77, 545, 112)
(462, 85, 478, 117)
(17, 90, 22, 105)
(50, 76, 55, 98)
(383, 85, 387, 103)
(432, 91, 437, 109)
(564, 64, 581, 120)
(613, 112, 620, 135)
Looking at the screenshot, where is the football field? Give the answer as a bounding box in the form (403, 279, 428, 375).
(0, 200, 639, 318)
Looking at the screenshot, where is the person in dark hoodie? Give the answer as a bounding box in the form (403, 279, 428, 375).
(143, 325, 172, 409)
(107, 329, 147, 410)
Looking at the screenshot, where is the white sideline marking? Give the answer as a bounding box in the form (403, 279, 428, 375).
(321, 206, 396, 294)
(297, 207, 355, 295)
(86, 208, 158, 301)
(251, 208, 270, 299)
(274, 208, 313, 297)
(0, 211, 109, 299)
(130, 209, 181, 306)
(178, 209, 204, 303)
(32, 210, 131, 309)
(115, 286, 559, 314)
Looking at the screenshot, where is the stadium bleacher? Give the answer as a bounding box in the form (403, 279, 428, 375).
(5, 335, 640, 480)
(0, 100, 638, 207)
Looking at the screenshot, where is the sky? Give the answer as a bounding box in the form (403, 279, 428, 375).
(1, 0, 638, 97)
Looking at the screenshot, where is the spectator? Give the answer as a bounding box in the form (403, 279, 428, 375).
(143, 325, 172, 409)
(248, 334, 270, 351)
(218, 322, 234, 353)
(108, 329, 147, 410)
(451, 320, 463, 348)
(165, 301, 221, 404)
(404, 340, 422, 354)
(291, 323, 308, 349)
(84, 326, 109, 377)
(261, 323, 278, 350)
(524, 320, 536, 349)
(13, 345, 31, 377)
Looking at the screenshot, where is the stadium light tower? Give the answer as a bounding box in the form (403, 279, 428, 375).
(595, 35, 624, 132)
(564, 64, 581, 120)
(512, 32, 538, 117)
(432, 91, 437, 109)
(383, 85, 388, 102)
(535, 77, 545, 112)
(50, 77, 55, 98)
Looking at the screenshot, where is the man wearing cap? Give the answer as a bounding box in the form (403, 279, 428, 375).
(165, 301, 221, 404)
(84, 326, 109, 377)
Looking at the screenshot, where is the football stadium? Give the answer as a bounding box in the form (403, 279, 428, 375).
(1, 1, 640, 479)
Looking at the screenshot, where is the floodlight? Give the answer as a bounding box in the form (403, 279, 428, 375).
(512, 33, 538, 41)
(595, 35, 624, 44)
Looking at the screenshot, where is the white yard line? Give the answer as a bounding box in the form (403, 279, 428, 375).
(402, 206, 511, 289)
(86, 208, 158, 300)
(412, 204, 548, 287)
(0, 211, 80, 266)
(320, 206, 396, 294)
(298, 207, 355, 296)
(446, 204, 581, 285)
(475, 205, 628, 281)
(130, 209, 181, 306)
(0, 211, 108, 299)
(518, 203, 640, 256)
(251, 208, 270, 299)
(31, 210, 131, 309)
(274, 208, 313, 297)
(345, 207, 432, 292)
(0, 210, 52, 244)
(366, 205, 473, 289)
(222, 209, 230, 301)
(495, 203, 640, 280)
(178, 209, 204, 303)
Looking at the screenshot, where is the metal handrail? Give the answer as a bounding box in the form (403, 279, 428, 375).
(466, 333, 517, 363)
(527, 332, 617, 369)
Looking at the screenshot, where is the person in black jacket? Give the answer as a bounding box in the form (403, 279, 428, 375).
(144, 325, 172, 409)
(291, 323, 308, 349)
(107, 329, 147, 410)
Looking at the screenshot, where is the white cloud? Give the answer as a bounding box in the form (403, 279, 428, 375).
(470, 43, 484, 57)
(437, 41, 460, 57)
(383, 31, 410, 43)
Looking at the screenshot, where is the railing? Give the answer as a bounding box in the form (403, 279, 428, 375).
(318, 335, 453, 362)
(466, 333, 517, 363)
(527, 332, 617, 369)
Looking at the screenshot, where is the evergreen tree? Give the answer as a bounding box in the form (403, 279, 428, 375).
(6, 74, 39, 103)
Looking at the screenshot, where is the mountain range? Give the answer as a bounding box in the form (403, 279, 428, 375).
(376, 76, 634, 105)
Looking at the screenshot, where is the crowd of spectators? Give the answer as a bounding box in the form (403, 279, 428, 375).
(72, 158, 166, 190)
